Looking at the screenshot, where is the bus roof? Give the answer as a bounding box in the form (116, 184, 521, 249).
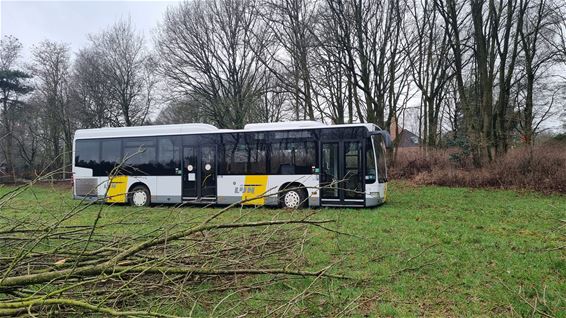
(74, 121, 380, 140)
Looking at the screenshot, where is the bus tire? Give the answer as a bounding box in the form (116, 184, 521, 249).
(129, 185, 150, 207)
(280, 186, 307, 209)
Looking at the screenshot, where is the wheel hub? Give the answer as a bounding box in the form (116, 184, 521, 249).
(132, 191, 147, 206)
(284, 191, 301, 208)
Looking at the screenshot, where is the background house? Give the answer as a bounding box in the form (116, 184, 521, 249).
(389, 117, 421, 148)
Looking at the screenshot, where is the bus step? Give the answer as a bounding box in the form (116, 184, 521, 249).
(182, 197, 217, 205)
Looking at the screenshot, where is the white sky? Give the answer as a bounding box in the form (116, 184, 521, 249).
(0, 0, 180, 59)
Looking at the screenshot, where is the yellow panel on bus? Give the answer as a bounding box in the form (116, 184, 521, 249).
(241, 175, 268, 205)
(107, 176, 128, 203)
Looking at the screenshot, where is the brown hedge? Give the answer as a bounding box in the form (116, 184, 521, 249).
(389, 142, 566, 194)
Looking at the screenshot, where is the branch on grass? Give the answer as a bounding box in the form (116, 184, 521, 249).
(497, 278, 556, 318)
(0, 174, 356, 316)
(108, 218, 334, 264)
(0, 297, 180, 317)
(0, 265, 349, 314)
(0, 219, 337, 288)
(107, 265, 352, 280)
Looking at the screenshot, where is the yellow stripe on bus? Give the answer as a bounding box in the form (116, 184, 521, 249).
(107, 176, 128, 203)
(241, 175, 268, 205)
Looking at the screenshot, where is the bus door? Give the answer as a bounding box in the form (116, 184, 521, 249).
(321, 141, 365, 206)
(182, 145, 217, 202)
(199, 145, 216, 200)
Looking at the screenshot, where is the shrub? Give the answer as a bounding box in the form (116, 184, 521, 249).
(389, 142, 566, 194)
(553, 133, 566, 142)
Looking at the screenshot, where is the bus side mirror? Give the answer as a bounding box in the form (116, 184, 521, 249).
(369, 131, 394, 149)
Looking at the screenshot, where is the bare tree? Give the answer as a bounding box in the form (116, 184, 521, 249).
(70, 48, 118, 128)
(551, 3, 566, 131)
(155, 96, 208, 124)
(556, 4, 566, 73)
(516, 0, 562, 143)
(30, 40, 74, 177)
(312, 2, 352, 124)
(158, 0, 270, 129)
(0, 35, 32, 180)
(321, 0, 410, 129)
(0, 35, 22, 71)
(435, 0, 527, 164)
(405, 0, 453, 147)
(253, 69, 291, 122)
(12, 96, 45, 174)
(469, 0, 529, 159)
(89, 18, 152, 126)
(258, 0, 319, 120)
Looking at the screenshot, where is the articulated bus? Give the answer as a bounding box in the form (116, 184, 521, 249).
(73, 121, 392, 208)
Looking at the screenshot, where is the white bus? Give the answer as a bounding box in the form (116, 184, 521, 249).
(73, 121, 392, 208)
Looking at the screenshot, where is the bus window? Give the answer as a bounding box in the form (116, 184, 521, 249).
(270, 141, 316, 174)
(75, 139, 99, 171)
(247, 142, 267, 174)
(220, 141, 267, 174)
(226, 144, 247, 174)
(123, 138, 157, 175)
(100, 139, 121, 175)
(157, 137, 180, 175)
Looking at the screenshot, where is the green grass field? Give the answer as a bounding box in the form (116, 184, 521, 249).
(1, 182, 564, 317)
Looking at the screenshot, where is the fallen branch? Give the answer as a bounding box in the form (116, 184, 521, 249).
(0, 297, 180, 317)
(0, 178, 355, 316)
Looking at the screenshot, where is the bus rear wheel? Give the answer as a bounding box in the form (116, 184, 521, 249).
(281, 187, 307, 209)
(129, 185, 150, 207)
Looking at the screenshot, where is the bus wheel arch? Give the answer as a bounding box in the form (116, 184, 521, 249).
(279, 182, 308, 209)
(128, 182, 151, 207)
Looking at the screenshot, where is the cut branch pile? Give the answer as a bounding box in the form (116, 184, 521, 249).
(0, 181, 349, 317)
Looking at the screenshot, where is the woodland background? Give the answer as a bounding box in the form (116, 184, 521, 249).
(1, 0, 566, 191)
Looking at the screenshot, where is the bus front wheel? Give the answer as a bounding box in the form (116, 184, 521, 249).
(281, 187, 307, 209)
(129, 185, 150, 207)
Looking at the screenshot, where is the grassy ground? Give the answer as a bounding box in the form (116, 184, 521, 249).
(0, 181, 564, 317)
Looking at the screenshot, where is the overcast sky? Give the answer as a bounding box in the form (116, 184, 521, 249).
(0, 0, 180, 59)
(0, 0, 562, 131)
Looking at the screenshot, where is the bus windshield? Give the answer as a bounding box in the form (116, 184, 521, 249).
(372, 135, 387, 183)
(365, 138, 377, 183)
